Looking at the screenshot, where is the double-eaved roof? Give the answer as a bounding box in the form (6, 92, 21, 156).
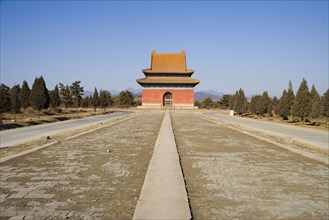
(137, 50, 200, 87)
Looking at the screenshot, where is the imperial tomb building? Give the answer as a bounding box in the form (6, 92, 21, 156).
(137, 50, 200, 109)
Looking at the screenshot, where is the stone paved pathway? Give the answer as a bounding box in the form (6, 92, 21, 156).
(171, 112, 329, 219)
(0, 111, 164, 219)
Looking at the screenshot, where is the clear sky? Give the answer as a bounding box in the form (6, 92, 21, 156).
(1, 1, 328, 97)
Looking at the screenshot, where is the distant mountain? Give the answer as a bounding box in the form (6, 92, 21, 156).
(126, 87, 142, 96)
(194, 90, 223, 100)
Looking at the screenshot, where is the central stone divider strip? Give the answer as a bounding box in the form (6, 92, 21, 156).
(133, 110, 191, 220)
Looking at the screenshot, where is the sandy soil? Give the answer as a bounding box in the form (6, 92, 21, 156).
(171, 111, 329, 219)
(0, 111, 164, 219)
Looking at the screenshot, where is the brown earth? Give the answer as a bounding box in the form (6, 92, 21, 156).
(0, 111, 164, 219)
(171, 111, 329, 220)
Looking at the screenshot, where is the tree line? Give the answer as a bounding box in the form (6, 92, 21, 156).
(0, 76, 136, 116)
(197, 79, 329, 121)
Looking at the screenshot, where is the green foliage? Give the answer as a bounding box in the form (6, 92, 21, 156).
(49, 85, 61, 109)
(99, 90, 112, 110)
(259, 91, 271, 116)
(322, 89, 329, 117)
(70, 81, 84, 108)
(291, 79, 311, 121)
(59, 83, 72, 109)
(92, 87, 99, 111)
(81, 96, 91, 108)
(231, 88, 248, 115)
(276, 81, 295, 120)
(219, 94, 231, 108)
(20, 80, 30, 109)
(10, 85, 21, 114)
(0, 84, 11, 114)
(200, 97, 213, 108)
(117, 90, 134, 106)
(310, 85, 321, 119)
(249, 95, 261, 115)
(30, 76, 50, 112)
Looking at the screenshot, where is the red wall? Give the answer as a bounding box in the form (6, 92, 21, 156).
(142, 89, 194, 104)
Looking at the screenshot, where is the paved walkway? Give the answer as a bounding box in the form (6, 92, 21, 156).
(0, 111, 133, 148)
(201, 111, 328, 150)
(133, 111, 191, 219)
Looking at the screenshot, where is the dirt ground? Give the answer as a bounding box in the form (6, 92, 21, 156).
(0, 111, 164, 219)
(171, 111, 329, 220)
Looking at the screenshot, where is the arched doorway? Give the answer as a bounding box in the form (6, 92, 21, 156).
(163, 92, 173, 106)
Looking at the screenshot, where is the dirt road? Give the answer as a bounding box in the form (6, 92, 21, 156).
(171, 111, 329, 219)
(0, 111, 164, 219)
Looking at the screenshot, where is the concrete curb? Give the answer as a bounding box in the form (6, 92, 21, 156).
(0, 112, 143, 163)
(133, 110, 191, 220)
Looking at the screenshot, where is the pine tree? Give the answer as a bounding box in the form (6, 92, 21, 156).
(0, 84, 11, 114)
(70, 81, 84, 109)
(259, 91, 271, 116)
(249, 95, 261, 115)
(322, 89, 329, 117)
(310, 84, 321, 119)
(276, 81, 295, 120)
(20, 80, 30, 109)
(59, 83, 72, 110)
(92, 87, 99, 112)
(49, 85, 61, 110)
(234, 88, 248, 115)
(10, 85, 21, 114)
(219, 94, 231, 108)
(99, 90, 112, 111)
(291, 79, 311, 121)
(118, 90, 134, 106)
(30, 76, 50, 115)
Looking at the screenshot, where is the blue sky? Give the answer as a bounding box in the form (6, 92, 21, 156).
(1, 1, 328, 96)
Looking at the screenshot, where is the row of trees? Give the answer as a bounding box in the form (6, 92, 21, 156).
(229, 79, 328, 120)
(0, 76, 136, 116)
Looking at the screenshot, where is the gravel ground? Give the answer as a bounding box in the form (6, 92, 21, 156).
(0, 111, 164, 219)
(171, 111, 329, 220)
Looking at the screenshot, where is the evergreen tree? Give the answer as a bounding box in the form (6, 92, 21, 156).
(219, 94, 231, 108)
(249, 95, 261, 115)
(30, 76, 50, 115)
(291, 79, 311, 121)
(276, 81, 295, 120)
(321, 89, 329, 117)
(70, 81, 84, 109)
(117, 90, 134, 106)
(49, 85, 61, 109)
(92, 87, 99, 112)
(259, 91, 271, 116)
(81, 96, 90, 108)
(59, 83, 72, 110)
(234, 88, 248, 114)
(201, 97, 213, 108)
(99, 90, 112, 111)
(271, 96, 279, 115)
(10, 85, 21, 114)
(310, 84, 321, 119)
(0, 84, 11, 114)
(20, 80, 30, 109)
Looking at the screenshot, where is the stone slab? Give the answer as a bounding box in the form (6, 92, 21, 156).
(133, 111, 191, 219)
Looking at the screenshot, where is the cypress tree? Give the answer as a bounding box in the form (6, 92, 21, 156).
(291, 79, 311, 121)
(70, 81, 84, 109)
(49, 85, 61, 109)
(20, 80, 31, 109)
(92, 87, 99, 112)
(30, 76, 50, 115)
(234, 88, 248, 115)
(118, 90, 134, 106)
(10, 85, 21, 114)
(322, 89, 329, 117)
(59, 83, 72, 110)
(259, 91, 271, 116)
(310, 84, 321, 119)
(0, 84, 11, 114)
